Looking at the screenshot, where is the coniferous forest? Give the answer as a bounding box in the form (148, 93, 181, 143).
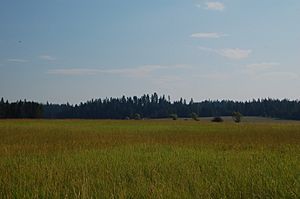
(1, 93, 300, 120)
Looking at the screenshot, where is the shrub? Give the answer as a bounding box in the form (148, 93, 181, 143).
(191, 112, 199, 121)
(134, 113, 141, 120)
(169, 114, 178, 120)
(232, 111, 242, 123)
(211, 117, 223, 122)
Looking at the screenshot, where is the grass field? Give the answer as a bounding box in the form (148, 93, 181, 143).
(0, 119, 299, 198)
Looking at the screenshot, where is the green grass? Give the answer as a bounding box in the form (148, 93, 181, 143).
(0, 119, 299, 198)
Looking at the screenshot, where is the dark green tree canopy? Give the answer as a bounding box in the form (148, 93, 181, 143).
(1, 94, 300, 120)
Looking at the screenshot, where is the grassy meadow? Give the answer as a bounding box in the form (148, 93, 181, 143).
(0, 119, 299, 198)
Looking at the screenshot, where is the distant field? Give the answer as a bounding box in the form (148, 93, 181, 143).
(0, 119, 299, 198)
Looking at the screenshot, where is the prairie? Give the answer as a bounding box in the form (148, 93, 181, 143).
(0, 119, 299, 198)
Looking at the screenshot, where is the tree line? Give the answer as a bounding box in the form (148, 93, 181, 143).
(1, 93, 300, 120)
(0, 98, 43, 118)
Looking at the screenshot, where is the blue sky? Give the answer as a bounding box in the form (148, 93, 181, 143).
(1, 0, 300, 104)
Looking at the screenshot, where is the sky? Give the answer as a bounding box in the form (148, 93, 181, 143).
(0, 0, 300, 104)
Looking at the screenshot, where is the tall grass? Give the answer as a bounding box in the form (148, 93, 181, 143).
(0, 119, 299, 198)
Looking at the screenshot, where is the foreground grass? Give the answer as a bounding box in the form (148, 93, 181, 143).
(0, 119, 299, 198)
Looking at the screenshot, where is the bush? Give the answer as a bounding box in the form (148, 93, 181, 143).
(232, 111, 242, 123)
(191, 112, 199, 121)
(169, 114, 178, 120)
(134, 113, 141, 120)
(211, 117, 223, 122)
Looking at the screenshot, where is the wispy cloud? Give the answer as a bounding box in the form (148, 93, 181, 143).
(246, 62, 280, 71)
(7, 58, 28, 63)
(47, 65, 187, 77)
(103, 65, 167, 77)
(47, 69, 101, 75)
(197, 73, 230, 80)
(155, 75, 183, 85)
(241, 62, 280, 76)
(199, 47, 252, 60)
(40, 55, 56, 61)
(258, 72, 298, 80)
(219, 48, 252, 60)
(190, 32, 227, 39)
(197, 2, 225, 11)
